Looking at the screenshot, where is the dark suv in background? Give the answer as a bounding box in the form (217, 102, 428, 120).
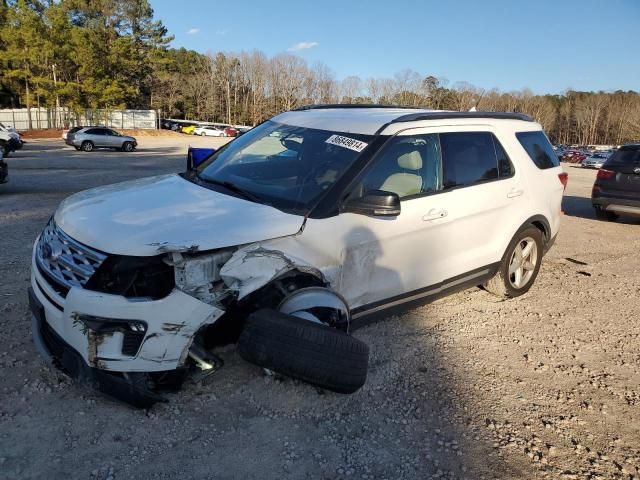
(592, 144, 640, 221)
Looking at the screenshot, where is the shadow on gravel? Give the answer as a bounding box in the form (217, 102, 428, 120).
(563, 195, 640, 225)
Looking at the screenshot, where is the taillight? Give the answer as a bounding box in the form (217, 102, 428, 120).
(558, 172, 568, 189)
(596, 169, 615, 180)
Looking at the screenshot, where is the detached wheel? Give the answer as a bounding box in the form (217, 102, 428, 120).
(122, 141, 134, 152)
(484, 226, 543, 298)
(1, 143, 10, 157)
(238, 309, 369, 394)
(81, 141, 94, 152)
(594, 206, 618, 222)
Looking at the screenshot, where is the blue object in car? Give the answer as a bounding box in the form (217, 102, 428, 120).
(187, 147, 216, 170)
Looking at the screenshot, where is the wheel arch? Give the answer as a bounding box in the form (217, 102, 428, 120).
(500, 214, 551, 262)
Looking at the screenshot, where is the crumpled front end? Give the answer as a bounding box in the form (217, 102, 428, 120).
(29, 221, 227, 405)
(29, 216, 338, 406)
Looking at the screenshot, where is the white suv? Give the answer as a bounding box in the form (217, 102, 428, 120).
(29, 106, 566, 406)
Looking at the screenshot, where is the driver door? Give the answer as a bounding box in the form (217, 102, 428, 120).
(301, 133, 453, 310)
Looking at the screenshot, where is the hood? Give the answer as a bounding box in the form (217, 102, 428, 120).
(55, 174, 305, 256)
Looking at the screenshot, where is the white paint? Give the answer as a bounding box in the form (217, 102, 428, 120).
(220, 245, 322, 300)
(54, 174, 304, 256)
(271, 108, 440, 135)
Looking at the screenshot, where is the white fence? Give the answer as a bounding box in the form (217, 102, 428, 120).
(0, 108, 158, 130)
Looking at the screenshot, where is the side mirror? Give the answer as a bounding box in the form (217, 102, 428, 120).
(187, 147, 216, 171)
(342, 190, 401, 217)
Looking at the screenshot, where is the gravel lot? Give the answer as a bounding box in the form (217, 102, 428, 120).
(1, 137, 639, 480)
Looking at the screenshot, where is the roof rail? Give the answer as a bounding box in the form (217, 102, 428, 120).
(293, 104, 423, 111)
(393, 111, 534, 123)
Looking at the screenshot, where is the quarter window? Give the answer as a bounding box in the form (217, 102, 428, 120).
(441, 132, 513, 189)
(516, 131, 560, 169)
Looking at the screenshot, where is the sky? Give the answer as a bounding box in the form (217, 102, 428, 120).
(150, 0, 639, 95)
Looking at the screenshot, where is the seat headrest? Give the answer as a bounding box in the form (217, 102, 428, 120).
(397, 150, 422, 170)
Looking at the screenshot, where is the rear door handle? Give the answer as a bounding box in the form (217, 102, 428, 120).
(422, 209, 448, 221)
(507, 189, 524, 198)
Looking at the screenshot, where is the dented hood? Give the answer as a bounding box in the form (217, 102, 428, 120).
(54, 174, 305, 256)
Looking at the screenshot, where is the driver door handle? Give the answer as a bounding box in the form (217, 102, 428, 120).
(507, 188, 524, 198)
(422, 209, 448, 221)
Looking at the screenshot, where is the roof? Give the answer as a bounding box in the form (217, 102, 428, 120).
(273, 105, 534, 135)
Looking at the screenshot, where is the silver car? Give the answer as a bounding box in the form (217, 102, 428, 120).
(66, 127, 137, 152)
(581, 153, 608, 169)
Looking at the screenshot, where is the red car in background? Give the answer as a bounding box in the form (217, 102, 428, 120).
(224, 126, 239, 137)
(561, 150, 587, 163)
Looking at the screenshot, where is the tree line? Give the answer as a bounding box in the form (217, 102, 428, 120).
(1, 0, 638, 145)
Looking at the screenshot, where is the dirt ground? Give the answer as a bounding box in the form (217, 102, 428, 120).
(0, 139, 639, 480)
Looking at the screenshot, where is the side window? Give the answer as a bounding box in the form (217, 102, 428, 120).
(86, 128, 104, 135)
(441, 132, 510, 188)
(516, 131, 559, 169)
(351, 134, 442, 200)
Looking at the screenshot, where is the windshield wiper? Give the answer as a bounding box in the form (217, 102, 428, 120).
(198, 176, 262, 203)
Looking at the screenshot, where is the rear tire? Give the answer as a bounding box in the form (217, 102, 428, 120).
(122, 141, 134, 152)
(238, 309, 369, 394)
(484, 226, 543, 299)
(81, 141, 94, 152)
(594, 206, 618, 221)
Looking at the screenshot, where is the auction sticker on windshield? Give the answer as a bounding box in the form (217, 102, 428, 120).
(325, 135, 368, 152)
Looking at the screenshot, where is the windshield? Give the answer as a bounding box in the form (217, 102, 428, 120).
(195, 120, 373, 213)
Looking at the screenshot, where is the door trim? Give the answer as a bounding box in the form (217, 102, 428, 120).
(350, 262, 499, 327)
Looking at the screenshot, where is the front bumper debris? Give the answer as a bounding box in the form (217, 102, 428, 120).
(30, 287, 166, 407)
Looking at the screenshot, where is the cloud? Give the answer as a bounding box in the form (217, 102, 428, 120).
(287, 41, 319, 52)
(186, 28, 200, 35)
(215, 29, 228, 36)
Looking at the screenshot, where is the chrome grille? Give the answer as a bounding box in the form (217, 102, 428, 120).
(36, 220, 107, 290)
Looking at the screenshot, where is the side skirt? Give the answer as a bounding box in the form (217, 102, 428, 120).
(350, 263, 500, 329)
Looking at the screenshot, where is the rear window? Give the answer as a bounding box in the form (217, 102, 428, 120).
(441, 132, 513, 189)
(606, 146, 640, 165)
(516, 131, 559, 169)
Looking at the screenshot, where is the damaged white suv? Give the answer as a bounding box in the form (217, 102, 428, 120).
(29, 106, 566, 406)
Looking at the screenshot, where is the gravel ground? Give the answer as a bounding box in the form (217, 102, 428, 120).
(1, 138, 639, 480)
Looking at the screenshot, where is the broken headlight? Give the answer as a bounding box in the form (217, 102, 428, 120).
(84, 255, 175, 299)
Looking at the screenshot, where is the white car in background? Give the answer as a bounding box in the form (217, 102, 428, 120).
(194, 126, 226, 137)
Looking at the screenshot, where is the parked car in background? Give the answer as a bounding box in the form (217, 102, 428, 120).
(194, 126, 226, 137)
(561, 150, 587, 163)
(237, 127, 252, 136)
(0, 128, 22, 157)
(181, 124, 198, 135)
(223, 126, 239, 137)
(65, 127, 137, 152)
(592, 144, 640, 221)
(581, 153, 608, 169)
(62, 126, 87, 141)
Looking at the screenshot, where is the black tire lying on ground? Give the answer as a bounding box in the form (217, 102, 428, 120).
(238, 309, 369, 394)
